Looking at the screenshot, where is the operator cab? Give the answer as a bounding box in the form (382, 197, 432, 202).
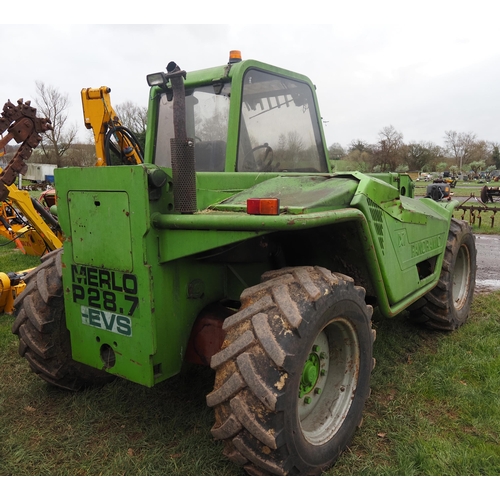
(150, 54, 328, 174)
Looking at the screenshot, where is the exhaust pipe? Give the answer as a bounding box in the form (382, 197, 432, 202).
(166, 62, 197, 214)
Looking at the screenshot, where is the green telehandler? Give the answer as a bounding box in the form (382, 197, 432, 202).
(11, 51, 476, 475)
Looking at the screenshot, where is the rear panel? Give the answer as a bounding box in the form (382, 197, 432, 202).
(57, 166, 157, 386)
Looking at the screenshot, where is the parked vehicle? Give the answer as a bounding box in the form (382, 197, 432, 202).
(9, 52, 476, 475)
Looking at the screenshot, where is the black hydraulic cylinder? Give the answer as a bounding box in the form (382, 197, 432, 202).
(31, 197, 61, 231)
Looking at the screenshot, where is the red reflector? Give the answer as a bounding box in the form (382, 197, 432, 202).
(246, 198, 280, 215)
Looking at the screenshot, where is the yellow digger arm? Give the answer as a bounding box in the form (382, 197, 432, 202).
(0, 170, 62, 252)
(81, 86, 143, 166)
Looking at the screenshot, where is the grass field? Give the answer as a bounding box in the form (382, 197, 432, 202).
(1, 288, 498, 476)
(1, 185, 499, 475)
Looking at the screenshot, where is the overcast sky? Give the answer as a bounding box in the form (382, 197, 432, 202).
(2, 2, 499, 151)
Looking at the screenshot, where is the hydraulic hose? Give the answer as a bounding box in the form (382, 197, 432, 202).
(31, 197, 60, 232)
(104, 125, 144, 166)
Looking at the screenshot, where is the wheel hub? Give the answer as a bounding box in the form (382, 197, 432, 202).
(299, 353, 320, 398)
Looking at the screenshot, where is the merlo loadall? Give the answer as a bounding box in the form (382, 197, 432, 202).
(12, 52, 476, 475)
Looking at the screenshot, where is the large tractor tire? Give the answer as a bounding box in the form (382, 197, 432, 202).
(207, 266, 375, 475)
(12, 249, 114, 391)
(408, 218, 476, 330)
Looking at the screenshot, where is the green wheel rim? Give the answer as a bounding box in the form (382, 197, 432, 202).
(298, 318, 360, 446)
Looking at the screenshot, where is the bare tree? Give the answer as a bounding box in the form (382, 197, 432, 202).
(348, 139, 370, 154)
(468, 140, 490, 164)
(115, 101, 148, 135)
(34, 81, 78, 167)
(286, 131, 304, 159)
(345, 140, 374, 171)
(344, 149, 372, 172)
(328, 142, 345, 160)
(443, 130, 478, 170)
(194, 110, 228, 142)
(402, 141, 443, 172)
(372, 125, 404, 172)
(63, 142, 97, 167)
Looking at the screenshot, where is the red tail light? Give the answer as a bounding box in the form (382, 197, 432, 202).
(246, 198, 280, 215)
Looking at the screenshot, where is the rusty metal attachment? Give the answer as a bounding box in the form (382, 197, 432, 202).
(480, 184, 500, 204)
(0, 99, 53, 201)
(456, 205, 500, 229)
(457, 192, 500, 228)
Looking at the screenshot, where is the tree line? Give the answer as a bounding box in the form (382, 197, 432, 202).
(2, 82, 498, 176)
(328, 125, 500, 175)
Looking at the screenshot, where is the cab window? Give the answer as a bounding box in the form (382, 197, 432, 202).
(237, 70, 327, 173)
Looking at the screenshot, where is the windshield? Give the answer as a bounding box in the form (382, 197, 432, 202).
(154, 85, 230, 172)
(237, 69, 327, 173)
(153, 69, 327, 173)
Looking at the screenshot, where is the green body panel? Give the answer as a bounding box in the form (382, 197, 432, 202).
(57, 166, 232, 386)
(54, 57, 457, 387)
(68, 191, 133, 271)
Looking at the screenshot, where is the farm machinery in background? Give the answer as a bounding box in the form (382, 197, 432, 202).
(0, 91, 142, 314)
(0, 183, 61, 257)
(425, 180, 452, 201)
(424, 171, 459, 202)
(445, 172, 500, 229)
(423, 174, 500, 228)
(0, 98, 53, 199)
(480, 184, 500, 204)
(0, 98, 60, 257)
(452, 183, 500, 230)
(0, 99, 62, 313)
(0, 182, 62, 313)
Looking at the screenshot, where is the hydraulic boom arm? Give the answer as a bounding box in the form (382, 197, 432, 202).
(81, 86, 144, 166)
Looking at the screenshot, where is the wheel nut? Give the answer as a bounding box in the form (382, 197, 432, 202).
(314, 388, 322, 395)
(320, 369, 326, 376)
(304, 397, 312, 404)
(312, 345, 320, 352)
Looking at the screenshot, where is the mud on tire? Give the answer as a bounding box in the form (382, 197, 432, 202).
(206, 266, 375, 475)
(408, 218, 476, 330)
(12, 249, 114, 391)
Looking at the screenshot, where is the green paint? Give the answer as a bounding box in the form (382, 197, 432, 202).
(54, 56, 457, 387)
(299, 353, 320, 398)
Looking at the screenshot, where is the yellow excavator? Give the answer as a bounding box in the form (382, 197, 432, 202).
(0, 98, 61, 313)
(0, 181, 62, 255)
(0, 89, 143, 313)
(0, 181, 63, 313)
